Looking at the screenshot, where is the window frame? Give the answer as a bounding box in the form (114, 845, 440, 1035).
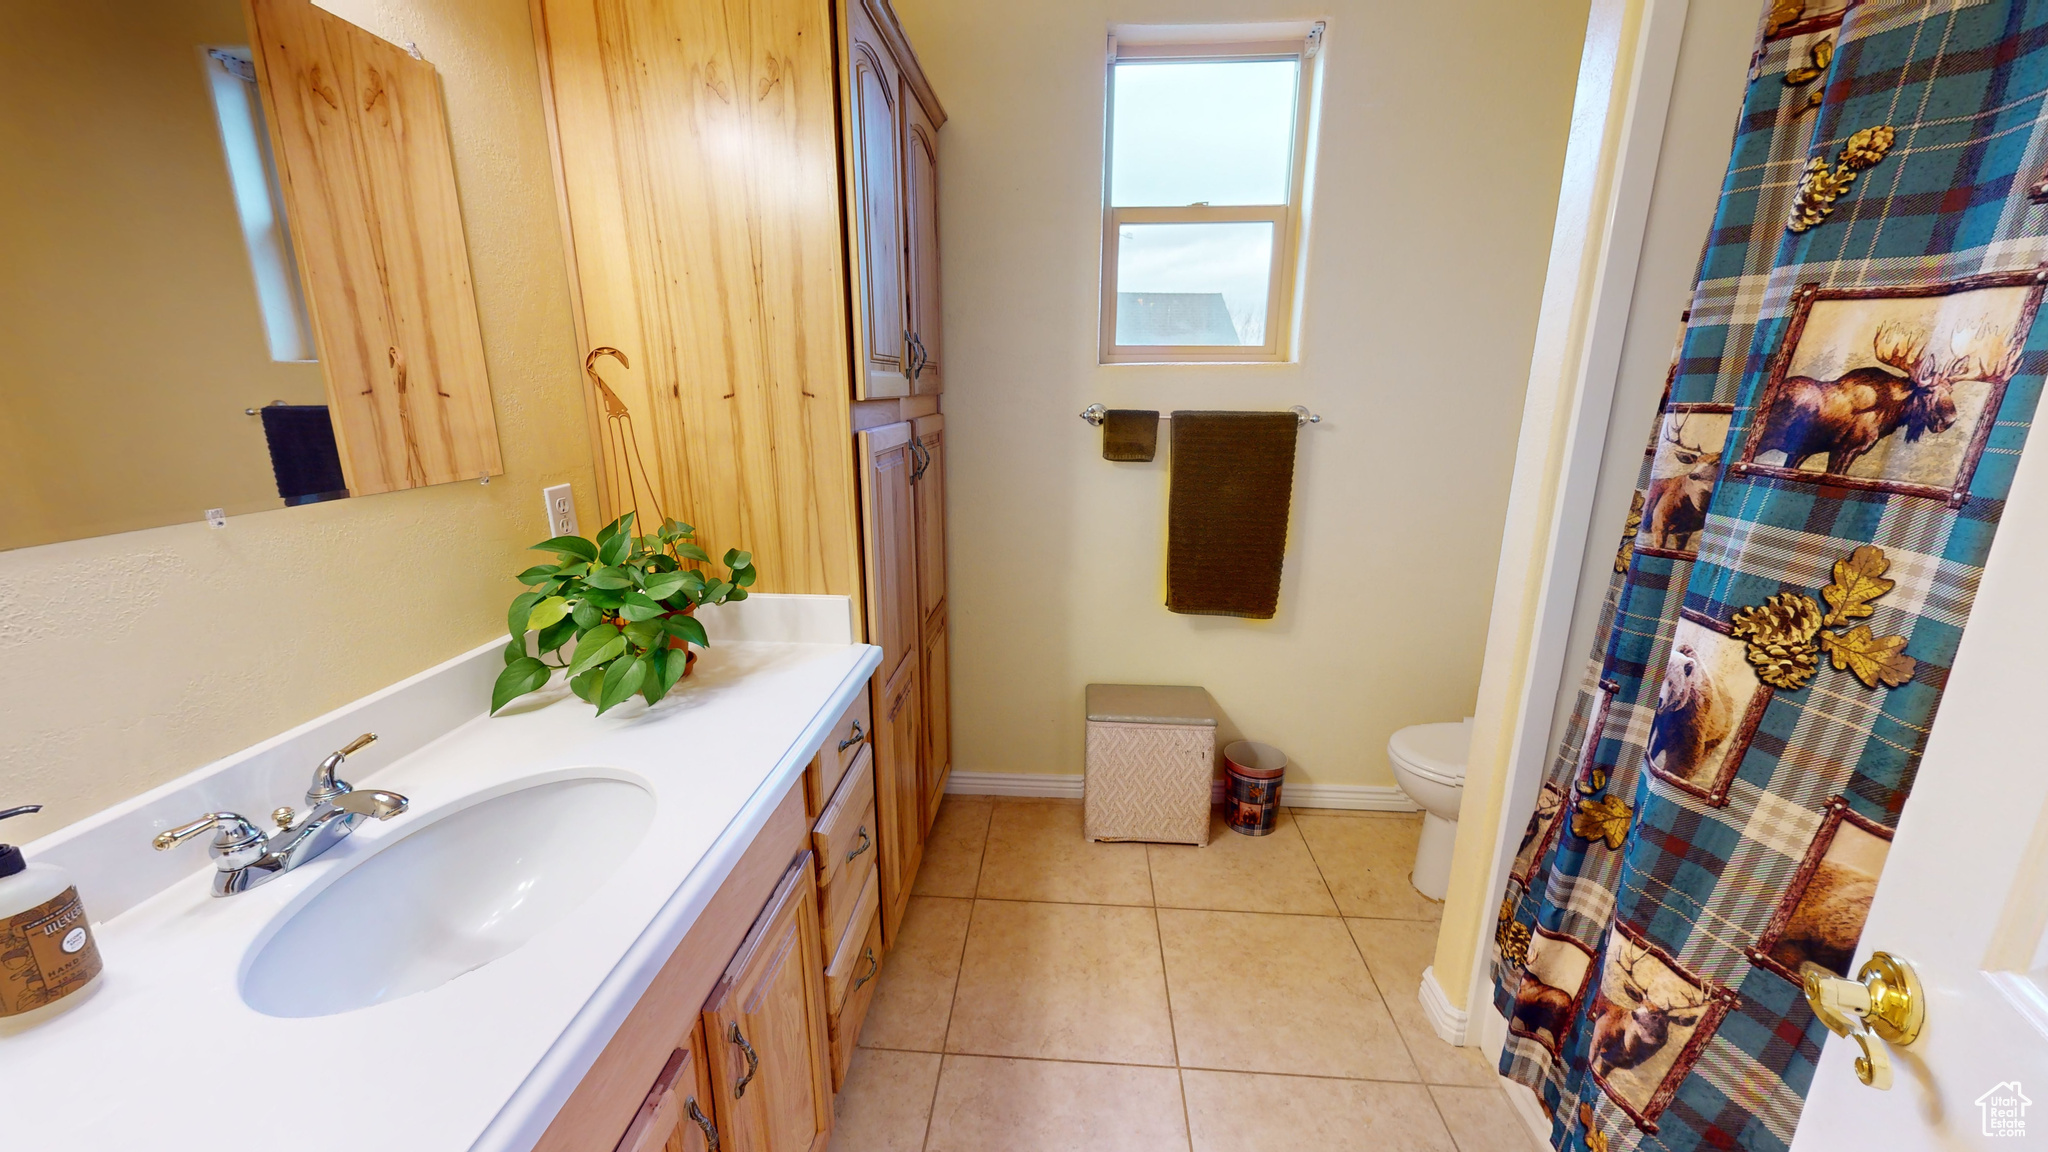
(1099, 35, 1319, 364)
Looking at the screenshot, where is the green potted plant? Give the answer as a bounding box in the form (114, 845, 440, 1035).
(493, 512, 756, 715)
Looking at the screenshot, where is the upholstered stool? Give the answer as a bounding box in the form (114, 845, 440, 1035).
(1083, 684, 1216, 846)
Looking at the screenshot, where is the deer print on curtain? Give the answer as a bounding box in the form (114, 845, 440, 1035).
(1494, 4, 2048, 1150)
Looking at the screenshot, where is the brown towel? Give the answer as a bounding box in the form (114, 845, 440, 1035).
(1166, 411, 1298, 618)
(1101, 409, 1159, 461)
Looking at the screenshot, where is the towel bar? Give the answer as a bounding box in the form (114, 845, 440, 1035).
(1079, 403, 1320, 428)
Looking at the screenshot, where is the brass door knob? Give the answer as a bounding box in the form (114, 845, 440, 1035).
(1802, 951, 1924, 1089)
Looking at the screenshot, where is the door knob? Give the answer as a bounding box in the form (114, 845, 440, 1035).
(1802, 951, 1924, 1089)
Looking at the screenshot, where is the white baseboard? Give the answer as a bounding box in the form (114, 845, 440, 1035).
(943, 771, 1084, 798)
(945, 771, 1419, 812)
(1418, 965, 1468, 1046)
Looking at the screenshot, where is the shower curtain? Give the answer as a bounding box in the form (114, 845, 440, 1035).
(1494, 3, 2048, 1149)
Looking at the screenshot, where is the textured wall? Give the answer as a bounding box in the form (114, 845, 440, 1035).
(0, 0, 594, 836)
(890, 0, 1591, 787)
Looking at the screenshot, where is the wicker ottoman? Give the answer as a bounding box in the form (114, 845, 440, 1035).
(1084, 684, 1216, 846)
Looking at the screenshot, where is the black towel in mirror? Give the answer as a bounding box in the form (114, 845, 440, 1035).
(258, 404, 349, 506)
(1166, 411, 1298, 619)
(1101, 409, 1160, 461)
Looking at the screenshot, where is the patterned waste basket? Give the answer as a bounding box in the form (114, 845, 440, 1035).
(1083, 684, 1216, 846)
(1224, 741, 1286, 836)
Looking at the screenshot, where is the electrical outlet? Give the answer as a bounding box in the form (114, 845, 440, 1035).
(543, 483, 578, 537)
(205, 508, 227, 529)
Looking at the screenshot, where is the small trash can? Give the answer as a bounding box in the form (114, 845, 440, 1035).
(1224, 741, 1286, 836)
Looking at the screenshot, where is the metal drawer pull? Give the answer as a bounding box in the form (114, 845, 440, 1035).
(846, 826, 871, 862)
(728, 1023, 759, 1098)
(852, 947, 879, 993)
(838, 721, 864, 751)
(686, 1096, 720, 1150)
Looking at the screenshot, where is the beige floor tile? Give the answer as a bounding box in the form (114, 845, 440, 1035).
(1157, 908, 1418, 1081)
(913, 795, 993, 898)
(925, 1055, 1189, 1152)
(858, 896, 972, 1052)
(1348, 918, 1497, 1087)
(1181, 1069, 1455, 1152)
(1148, 810, 1339, 916)
(1430, 1085, 1545, 1152)
(1297, 813, 1444, 920)
(946, 899, 1177, 1065)
(829, 1048, 941, 1152)
(975, 798, 1154, 905)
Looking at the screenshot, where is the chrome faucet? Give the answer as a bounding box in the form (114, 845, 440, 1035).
(153, 733, 409, 896)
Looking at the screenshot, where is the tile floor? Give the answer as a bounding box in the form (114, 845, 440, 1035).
(828, 796, 1543, 1152)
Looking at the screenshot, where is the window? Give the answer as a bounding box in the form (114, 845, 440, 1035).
(1100, 23, 1321, 363)
(203, 47, 316, 363)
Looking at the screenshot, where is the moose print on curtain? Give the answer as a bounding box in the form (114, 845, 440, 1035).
(1494, 3, 2048, 1150)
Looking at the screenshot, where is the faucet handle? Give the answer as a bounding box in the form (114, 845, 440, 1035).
(308, 732, 378, 806)
(153, 812, 262, 852)
(153, 813, 268, 873)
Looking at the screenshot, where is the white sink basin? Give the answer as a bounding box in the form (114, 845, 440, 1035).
(240, 774, 655, 1018)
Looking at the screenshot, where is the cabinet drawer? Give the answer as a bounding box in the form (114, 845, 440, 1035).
(818, 799, 877, 949)
(824, 869, 880, 1015)
(827, 910, 884, 1091)
(807, 684, 872, 814)
(812, 745, 875, 891)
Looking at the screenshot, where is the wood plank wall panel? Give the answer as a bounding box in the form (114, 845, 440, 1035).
(533, 0, 859, 597)
(246, 0, 501, 496)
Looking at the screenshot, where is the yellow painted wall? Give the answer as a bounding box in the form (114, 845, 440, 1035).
(1, 0, 595, 836)
(0, 0, 327, 549)
(890, 0, 1591, 787)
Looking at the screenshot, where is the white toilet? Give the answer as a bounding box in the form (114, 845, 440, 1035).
(1387, 718, 1471, 901)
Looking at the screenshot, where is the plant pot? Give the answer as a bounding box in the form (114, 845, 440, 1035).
(660, 604, 699, 679)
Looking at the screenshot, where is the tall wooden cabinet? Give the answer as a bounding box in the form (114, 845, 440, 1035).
(534, 0, 952, 1030)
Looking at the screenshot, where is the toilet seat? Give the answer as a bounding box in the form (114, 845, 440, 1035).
(1388, 720, 1470, 785)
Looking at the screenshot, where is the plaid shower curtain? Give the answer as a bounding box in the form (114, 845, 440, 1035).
(1493, 3, 2048, 1149)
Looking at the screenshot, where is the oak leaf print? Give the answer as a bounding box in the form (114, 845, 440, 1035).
(1819, 625, 1917, 688)
(1573, 794, 1632, 851)
(1822, 544, 1895, 627)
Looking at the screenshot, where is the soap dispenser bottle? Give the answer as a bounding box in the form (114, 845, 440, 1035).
(0, 805, 103, 1020)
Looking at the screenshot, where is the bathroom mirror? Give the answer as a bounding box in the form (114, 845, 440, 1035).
(0, 0, 502, 553)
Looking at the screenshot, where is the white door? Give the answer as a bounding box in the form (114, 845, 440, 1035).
(1791, 420, 2048, 1147)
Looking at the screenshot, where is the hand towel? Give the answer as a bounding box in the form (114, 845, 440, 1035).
(1166, 411, 1297, 618)
(1101, 409, 1159, 461)
(258, 404, 349, 506)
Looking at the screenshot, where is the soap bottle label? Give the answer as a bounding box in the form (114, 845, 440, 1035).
(0, 887, 103, 1016)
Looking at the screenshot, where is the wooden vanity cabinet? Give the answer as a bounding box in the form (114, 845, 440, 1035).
(611, 1027, 718, 1152)
(872, 655, 924, 943)
(701, 854, 835, 1152)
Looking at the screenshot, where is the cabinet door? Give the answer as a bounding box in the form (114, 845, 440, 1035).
(911, 414, 946, 630)
(857, 422, 918, 685)
(702, 855, 833, 1152)
(612, 1024, 719, 1152)
(903, 89, 942, 395)
(873, 654, 924, 945)
(920, 609, 950, 832)
(845, 0, 908, 400)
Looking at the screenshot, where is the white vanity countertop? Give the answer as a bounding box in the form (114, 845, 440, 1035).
(0, 617, 879, 1152)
